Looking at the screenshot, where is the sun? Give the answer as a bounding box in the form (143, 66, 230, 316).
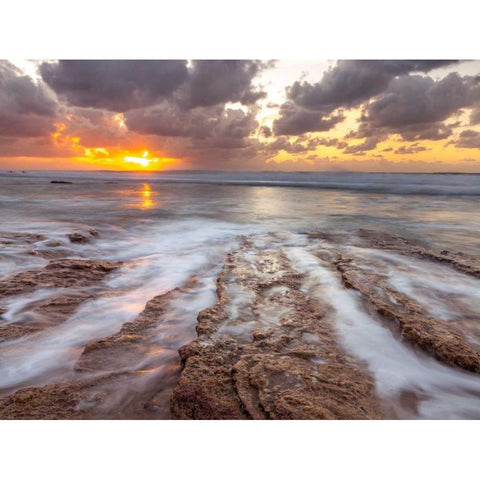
(124, 150, 152, 167)
(120, 150, 178, 170)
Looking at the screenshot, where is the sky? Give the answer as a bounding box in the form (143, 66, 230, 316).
(1, 59, 480, 172)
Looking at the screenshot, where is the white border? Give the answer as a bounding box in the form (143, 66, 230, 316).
(1, 2, 478, 478)
(1, 0, 478, 58)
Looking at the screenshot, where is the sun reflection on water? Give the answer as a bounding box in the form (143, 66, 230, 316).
(126, 183, 158, 210)
(140, 184, 154, 209)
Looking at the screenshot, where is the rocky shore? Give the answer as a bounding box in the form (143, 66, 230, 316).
(1, 229, 480, 419)
(0, 258, 120, 342)
(171, 238, 382, 419)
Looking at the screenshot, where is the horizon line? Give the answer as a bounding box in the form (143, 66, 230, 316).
(1, 169, 480, 175)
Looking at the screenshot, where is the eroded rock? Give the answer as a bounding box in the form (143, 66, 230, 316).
(67, 228, 99, 244)
(0, 279, 200, 419)
(0, 259, 121, 341)
(0, 259, 119, 297)
(356, 229, 480, 278)
(334, 254, 480, 373)
(171, 240, 382, 420)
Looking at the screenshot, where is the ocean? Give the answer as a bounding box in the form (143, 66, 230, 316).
(1, 170, 480, 418)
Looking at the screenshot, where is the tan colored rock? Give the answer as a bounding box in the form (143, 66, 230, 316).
(0, 259, 120, 342)
(171, 241, 382, 420)
(0, 259, 120, 298)
(0, 280, 197, 419)
(335, 255, 480, 373)
(67, 228, 99, 244)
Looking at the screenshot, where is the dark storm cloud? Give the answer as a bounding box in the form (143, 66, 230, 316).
(31, 59, 272, 168)
(36, 60, 269, 166)
(190, 108, 259, 150)
(365, 74, 478, 128)
(263, 137, 310, 156)
(40, 60, 189, 111)
(471, 106, 480, 124)
(345, 72, 480, 144)
(273, 102, 344, 135)
(0, 61, 58, 137)
(453, 129, 480, 148)
(286, 60, 458, 112)
(126, 103, 258, 148)
(395, 122, 454, 141)
(182, 60, 266, 108)
(39, 60, 267, 113)
(343, 136, 385, 154)
(125, 101, 198, 137)
(260, 126, 272, 138)
(273, 60, 461, 136)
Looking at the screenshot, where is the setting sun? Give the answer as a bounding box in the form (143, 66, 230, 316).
(76, 146, 179, 170)
(122, 150, 177, 169)
(124, 151, 154, 167)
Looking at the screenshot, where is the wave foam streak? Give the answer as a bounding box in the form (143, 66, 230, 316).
(286, 242, 480, 419)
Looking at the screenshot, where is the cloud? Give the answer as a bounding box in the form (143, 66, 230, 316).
(40, 60, 189, 111)
(0, 136, 63, 158)
(125, 103, 261, 168)
(260, 126, 272, 138)
(2, 59, 480, 172)
(471, 106, 480, 124)
(0, 61, 58, 137)
(453, 129, 480, 148)
(273, 60, 459, 136)
(125, 102, 257, 143)
(273, 102, 344, 135)
(261, 134, 349, 159)
(311, 137, 348, 149)
(40, 60, 268, 113)
(182, 60, 267, 108)
(343, 136, 385, 154)
(262, 137, 310, 156)
(53, 107, 142, 149)
(36, 60, 269, 168)
(393, 144, 429, 154)
(288, 60, 457, 111)
(365, 73, 478, 128)
(346, 72, 480, 143)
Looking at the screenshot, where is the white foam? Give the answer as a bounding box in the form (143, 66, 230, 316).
(286, 244, 480, 419)
(1, 287, 83, 325)
(0, 220, 242, 392)
(347, 247, 480, 329)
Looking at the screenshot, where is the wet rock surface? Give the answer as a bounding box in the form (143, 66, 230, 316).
(68, 228, 99, 244)
(0, 232, 46, 246)
(0, 259, 120, 342)
(334, 256, 480, 373)
(0, 284, 193, 419)
(171, 238, 383, 420)
(2, 229, 480, 420)
(309, 229, 480, 279)
(0, 259, 120, 297)
(1, 231, 76, 262)
(309, 230, 480, 372)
